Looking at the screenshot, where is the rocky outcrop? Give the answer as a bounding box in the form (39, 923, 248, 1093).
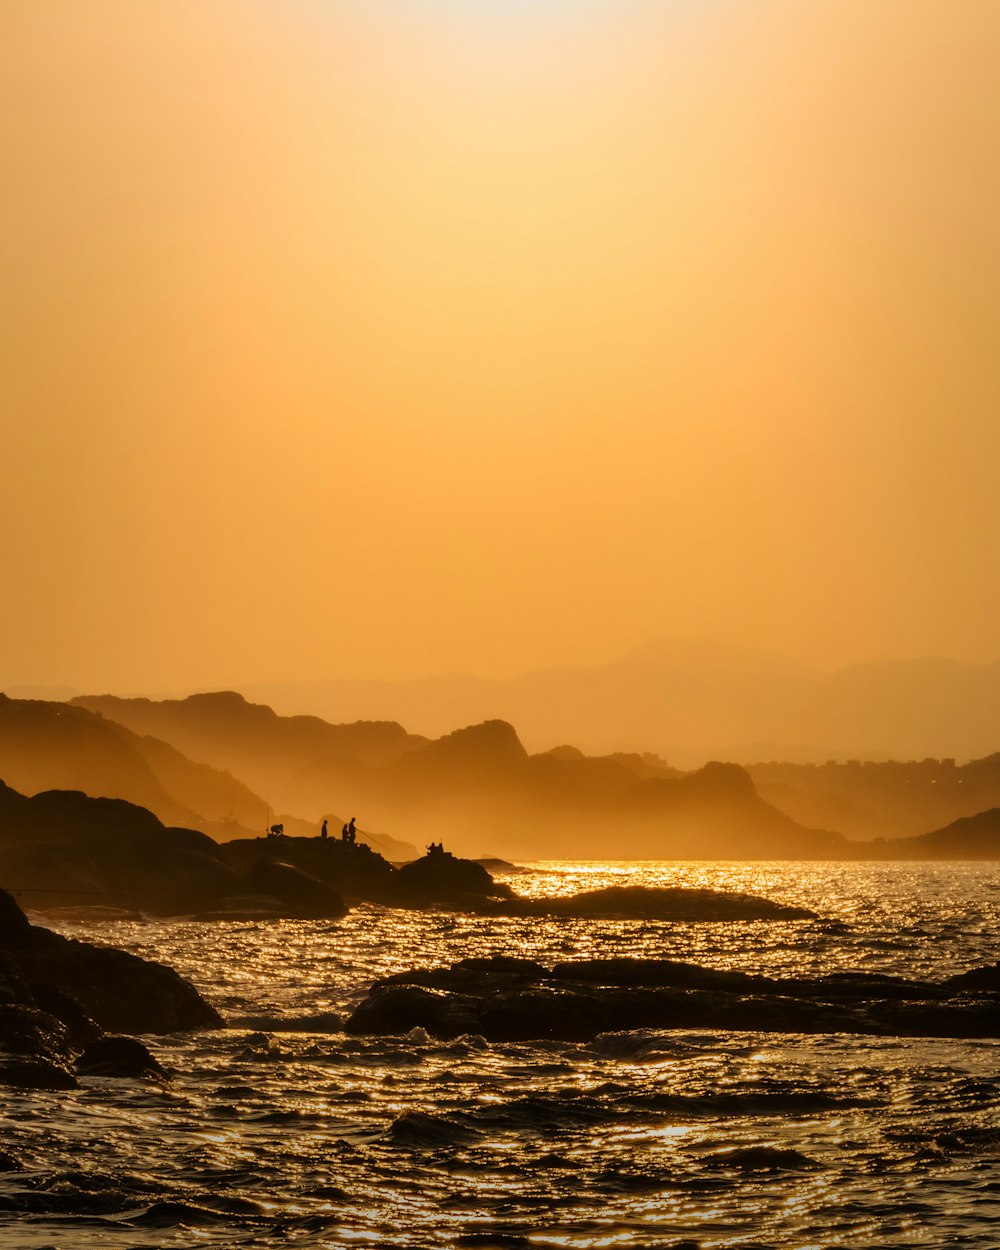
(0, 783, 353, 919)
(489, 885, 816, 921)
(0, 889, 221, 1035)
(246, 858, 347, 918)
(393, 850, 516, 907)
(345, 955, 1000, 1043)
(0, 890, 219, 1089)
(219, 835, 398, 907)
(0, 781, 244, 913)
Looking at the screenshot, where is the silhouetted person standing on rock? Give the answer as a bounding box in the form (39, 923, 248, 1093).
(321, 819, 328, 839)
(347, 817, 357, 844)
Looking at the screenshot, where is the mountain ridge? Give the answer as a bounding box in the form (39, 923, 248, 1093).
(240, 641, 1000, 764)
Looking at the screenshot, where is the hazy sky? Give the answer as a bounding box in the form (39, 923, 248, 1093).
(3, 1, 999, 692)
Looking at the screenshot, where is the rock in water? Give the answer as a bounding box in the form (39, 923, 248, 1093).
(394, 850, 515, 907)
(76, 1035, 168, 1081)
(0, 888, 222, 1033)
(345, 954, 1000, 1043)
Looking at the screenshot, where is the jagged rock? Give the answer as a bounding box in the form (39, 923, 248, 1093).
(24, 981, 101, 1045)
(0, 1002, 78, 1088)
(0, 1055, 78, 1090)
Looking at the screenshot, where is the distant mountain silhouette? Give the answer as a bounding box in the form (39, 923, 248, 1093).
(881, 808, 1000, 859)
(72, 691, 427, 819)
(311, 720, 848, 859)
(69, 694, 839, 858)
(12, 691, 1000, 858)
(0, 695, 265, 839)
(749, 754, 1000, 841)
(243, 639, 1000, 764)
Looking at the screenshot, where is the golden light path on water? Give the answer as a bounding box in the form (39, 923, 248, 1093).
(6, 860, 1000, 1248)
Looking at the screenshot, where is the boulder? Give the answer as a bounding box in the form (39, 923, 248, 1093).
(246, 859, 348, 918)
(394, 851, 515, 907)
(0, 889, 222, 1033)
(345, 985, 480, 1039)
(221, 836, 398, 905)
(76, 1036, 167, 1081)
(0, 1002, 78, 1089)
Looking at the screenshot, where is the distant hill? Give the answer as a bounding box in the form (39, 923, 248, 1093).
(0, 695, 265, 839)
(289, 717, 849, 859)
(15, 690, 1000, 859)
(242, 639, 1000, 764)
(749, 755, 1000, 841)
(884, 808, 1000, 859)
(69, 694, 841, 859)
(72, 691, 427, 818)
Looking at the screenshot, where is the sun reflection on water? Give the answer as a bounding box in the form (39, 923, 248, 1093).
(7, 861, 998, 1248)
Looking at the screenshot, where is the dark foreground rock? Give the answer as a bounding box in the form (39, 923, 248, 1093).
(75, 1035, 169, 1080)
(0, 889, 220, 1089)
(345, 955, 1000, 1043)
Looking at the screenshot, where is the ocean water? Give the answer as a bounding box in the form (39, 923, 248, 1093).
(3, 860, 999, 1249)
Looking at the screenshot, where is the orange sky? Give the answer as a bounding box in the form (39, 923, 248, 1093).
(3, 1, 999, 692)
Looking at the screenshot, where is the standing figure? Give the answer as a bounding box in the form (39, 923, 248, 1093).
(321, 819, 328, 839)
(347, 817, 357, 844)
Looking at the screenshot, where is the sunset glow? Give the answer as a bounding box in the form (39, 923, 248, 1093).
(3, 1, 998, 694)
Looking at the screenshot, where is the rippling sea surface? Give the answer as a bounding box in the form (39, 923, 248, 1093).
(5, 861, 1000, 1249)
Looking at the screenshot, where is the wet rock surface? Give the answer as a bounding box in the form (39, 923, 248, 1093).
(346, 954, 1000, 1042)
(75, 1036, 169, 1081)
(0, 889, 218, 1090)
(505, 884, 818, 920)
